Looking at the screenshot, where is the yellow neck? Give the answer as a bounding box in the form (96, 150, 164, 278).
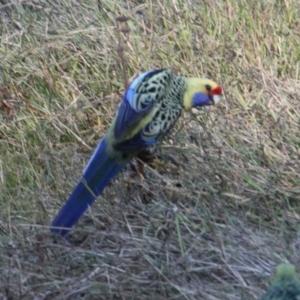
(182, 78, 195, 110)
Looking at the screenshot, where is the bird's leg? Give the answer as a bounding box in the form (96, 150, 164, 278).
(137, 147, 156, 164)
(137, 147, 181, 171)
(131, 148, 156, 177)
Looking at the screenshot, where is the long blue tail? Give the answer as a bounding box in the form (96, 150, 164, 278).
(50, 138, 124, 237)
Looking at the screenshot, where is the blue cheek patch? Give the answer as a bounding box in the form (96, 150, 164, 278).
(192, 92, 210, 107)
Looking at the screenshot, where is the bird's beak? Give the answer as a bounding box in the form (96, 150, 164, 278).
(191, 86, 222, 108)
(212, 94, 221, 104)
(209, 86, 222, 105)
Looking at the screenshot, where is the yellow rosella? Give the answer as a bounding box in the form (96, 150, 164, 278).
(51, 69, 222, 236)
(260, 264, 300, 300)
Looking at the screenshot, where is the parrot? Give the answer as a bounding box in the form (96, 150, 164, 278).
(260, 264, 300, 300)
(50, 68, 222, 237)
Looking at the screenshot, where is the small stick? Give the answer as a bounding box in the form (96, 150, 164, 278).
(116, 16, 131, 90)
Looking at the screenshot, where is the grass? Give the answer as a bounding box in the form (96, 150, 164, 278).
(0, 0, 300, 299)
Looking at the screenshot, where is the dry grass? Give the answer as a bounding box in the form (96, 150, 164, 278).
(0, 0, 300, 299)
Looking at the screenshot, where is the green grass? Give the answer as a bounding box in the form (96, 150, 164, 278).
(0, 0, 300, 299)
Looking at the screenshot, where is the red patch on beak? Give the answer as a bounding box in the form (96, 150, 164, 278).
(212, 86, 222, 95)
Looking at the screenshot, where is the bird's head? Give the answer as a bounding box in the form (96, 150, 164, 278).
(274, 264, 300, 283)
(183, 78, 222, 110)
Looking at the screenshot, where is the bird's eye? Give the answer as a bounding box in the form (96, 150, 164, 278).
(205, 85, 212, 92)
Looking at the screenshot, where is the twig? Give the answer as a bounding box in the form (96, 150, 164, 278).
(115, 16, 131, 90)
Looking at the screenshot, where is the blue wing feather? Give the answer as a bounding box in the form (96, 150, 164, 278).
(114, 93, 153, 140)
(114, 69, 164, 140)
